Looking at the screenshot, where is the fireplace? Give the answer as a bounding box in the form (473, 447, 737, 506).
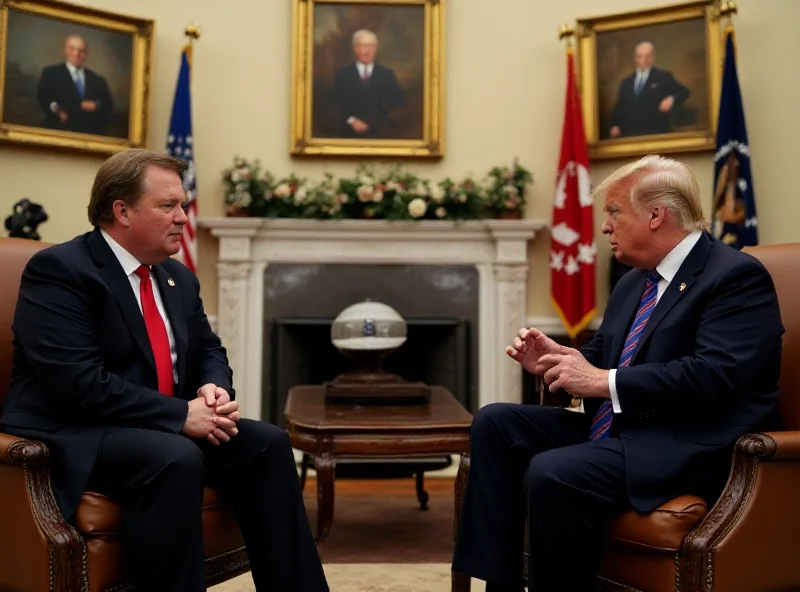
(261, 262, 479, 425)
(199, 218, 547, 421)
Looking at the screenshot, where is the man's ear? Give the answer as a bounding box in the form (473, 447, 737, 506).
(112, 200, 132, 228)
(649, 205, 667, 230)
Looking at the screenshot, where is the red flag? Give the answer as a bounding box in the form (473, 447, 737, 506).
(550, 50, 596, 339)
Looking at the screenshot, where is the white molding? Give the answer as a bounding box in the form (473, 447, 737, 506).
(199, 217, 548, 418)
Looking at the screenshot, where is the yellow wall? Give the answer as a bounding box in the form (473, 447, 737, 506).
(1, 0, 797, 319)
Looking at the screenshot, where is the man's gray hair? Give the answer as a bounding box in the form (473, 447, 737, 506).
(352, 29, 378, 46)
(594, 154, 707, 231)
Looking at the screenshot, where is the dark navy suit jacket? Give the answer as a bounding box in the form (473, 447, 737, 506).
(0, 228, 233, 519)
(581, 232, 783, 511)
(607, 67, 690, 137)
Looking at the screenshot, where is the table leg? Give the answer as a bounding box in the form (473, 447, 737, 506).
(314, 453, 336, 543)
(452, 453, 471, 592)
(415, 470, 429, 511)
(299, 452, 311, 493)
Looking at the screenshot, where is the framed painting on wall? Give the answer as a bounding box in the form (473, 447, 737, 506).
(575, 0, 723, 160)
(0, 0, 153, 154)
(290, 0, 445, 158)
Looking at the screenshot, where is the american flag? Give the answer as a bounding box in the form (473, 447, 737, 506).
(166, 44, 197, 272)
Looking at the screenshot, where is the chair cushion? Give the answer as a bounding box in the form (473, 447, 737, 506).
(607, 495, 708, 552)
(75, 486, 226, 535)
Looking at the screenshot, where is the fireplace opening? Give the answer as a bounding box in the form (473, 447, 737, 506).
(267, 316, 471, 427)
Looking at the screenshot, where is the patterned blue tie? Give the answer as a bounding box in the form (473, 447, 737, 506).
(589, 269, 661, 440)
(75, 71, 85, 99)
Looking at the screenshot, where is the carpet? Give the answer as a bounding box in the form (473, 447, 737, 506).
(210, 564, 486, 592)
(305, 477, 455, 564)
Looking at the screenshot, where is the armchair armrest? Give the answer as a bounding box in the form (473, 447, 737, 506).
(0, 431, 85, 592)
(0, 432, 50, 466)
(679, 431, 800, 591)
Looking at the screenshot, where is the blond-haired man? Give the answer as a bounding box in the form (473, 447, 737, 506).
(452, 155, 783, 591)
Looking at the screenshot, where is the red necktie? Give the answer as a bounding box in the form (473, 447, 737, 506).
(134, 265, 174, 396)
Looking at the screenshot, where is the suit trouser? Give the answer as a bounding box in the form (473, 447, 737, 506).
(451, 403, 630, 592)
(86, 418, 328, 592)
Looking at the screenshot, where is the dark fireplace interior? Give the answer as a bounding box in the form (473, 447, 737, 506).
(268, 316, 470, 426)
(261, 263, 479, 478)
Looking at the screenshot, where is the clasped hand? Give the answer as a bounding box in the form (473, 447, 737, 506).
(505, 327, 609, 398)
(182, 383, 241, 445)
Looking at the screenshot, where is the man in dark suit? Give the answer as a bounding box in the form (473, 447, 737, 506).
(36, 34, 114, 136)
(0, 150, 328, 592)
(332, 29, 404, 138)
(452, 155, 783, 591)
(607, 41, 690, 138)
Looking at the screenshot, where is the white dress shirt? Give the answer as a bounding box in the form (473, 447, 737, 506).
(100, 230, 179, 383)
(356, 61, 374, 80)
(608, 230, 703, 412)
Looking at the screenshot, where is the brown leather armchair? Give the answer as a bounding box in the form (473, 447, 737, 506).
(0, 238, 250, 591)
(452, 243, 800, 592)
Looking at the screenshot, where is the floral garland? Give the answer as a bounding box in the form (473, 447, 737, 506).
(221, 158, 533, 221)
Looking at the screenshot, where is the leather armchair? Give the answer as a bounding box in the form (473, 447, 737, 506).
(0, 238, 250, 591)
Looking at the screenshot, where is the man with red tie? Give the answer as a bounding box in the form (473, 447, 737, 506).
(0, 149, 328, 591)
(452, 155, 784, 591)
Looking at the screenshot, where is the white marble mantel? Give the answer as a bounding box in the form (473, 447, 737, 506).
(198, 217, 547, 420)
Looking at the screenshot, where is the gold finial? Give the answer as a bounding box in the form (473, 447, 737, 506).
(184, 23, 201, 42)
(559, 24, 576, 42)
(718, 0, 738, 19)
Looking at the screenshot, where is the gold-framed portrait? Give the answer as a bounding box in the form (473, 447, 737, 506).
(575, 0, 723, 160)
(0, 0, 153, 154)
(290, 0, 445, 158)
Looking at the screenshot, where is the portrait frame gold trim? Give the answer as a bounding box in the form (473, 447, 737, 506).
(290, 0, 445, 159)
(575, 0, 723, 161)
(0, 0, 154, 155)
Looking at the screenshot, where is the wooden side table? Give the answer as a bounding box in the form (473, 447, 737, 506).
(284, 385, 472, 542)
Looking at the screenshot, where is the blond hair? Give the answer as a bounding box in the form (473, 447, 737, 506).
(594, 154, 707, 231)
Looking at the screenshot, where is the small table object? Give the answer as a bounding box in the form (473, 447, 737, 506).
(284, 384, 472, 544)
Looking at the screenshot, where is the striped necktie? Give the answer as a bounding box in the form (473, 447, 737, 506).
(589, 269, 661, 440)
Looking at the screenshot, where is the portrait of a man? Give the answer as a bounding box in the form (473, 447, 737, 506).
(0, 1, 151, 152)
(332, 29, 405, 139)
(607, 41, 691, 138)
(293, 0, 439, 154)
(36, 33, 115, 136)
(583, 10, 715, 156)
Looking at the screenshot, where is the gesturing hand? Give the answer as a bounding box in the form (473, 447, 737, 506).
(538, 352, 609, 398)
(505, 327, 575, 376)
(197, 384, 241, 445)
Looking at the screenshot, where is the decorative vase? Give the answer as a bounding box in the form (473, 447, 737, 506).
(497, 209, 522, 220)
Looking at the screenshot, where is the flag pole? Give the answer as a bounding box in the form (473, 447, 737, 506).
(718, 0, 737, 51)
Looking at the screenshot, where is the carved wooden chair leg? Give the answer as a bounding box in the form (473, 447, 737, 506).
(415, 470, 429, 510)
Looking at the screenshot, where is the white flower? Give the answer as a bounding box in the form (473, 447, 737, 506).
(230, 170, 242, 183)
(503, 184, 519, 198)
(435, 206, 446, 218)
(386, 181, 402, 192)
(294, 186, 308, 204)
(430, 185, 446, 202)
(239, 191, 252, 207)
(358, 174, 374, 186)
(408, 198, 427, 218)
(357, 185, 374, 202)
(457, 193, 467, 203)
(235, 183, 246, 193)
(412, 182, 428, 197)
(237, 167, 251, 181)
(274, 183, 291, 198)
(372, 190, 384, 203)
(335, 193, 349, 205)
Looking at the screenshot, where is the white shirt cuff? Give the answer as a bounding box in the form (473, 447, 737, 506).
(608, 369, 621, 413)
